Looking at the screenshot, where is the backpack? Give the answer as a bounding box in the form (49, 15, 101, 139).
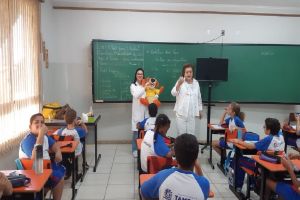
(42, 102, 62, 119)
(242, 132, 260, 142)
(7, 173, 31, 188)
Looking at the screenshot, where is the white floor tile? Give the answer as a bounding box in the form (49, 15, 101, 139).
(76, 185, 106, 199)
(114, 155, 134, 164)
(105, 185, 135, 199)
(108, 173, 134, 184)
(81, 173, 110, 186)
(111, 163, 134, 173)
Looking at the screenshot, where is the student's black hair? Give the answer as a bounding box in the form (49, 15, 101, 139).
(148, 103, 158, 117)
(230, 102, 245, 121)
(155, 114, 170, 132)
(175, 133, 199, 169)
(132, 68, 144, 85)
(265, 118, 281, 135)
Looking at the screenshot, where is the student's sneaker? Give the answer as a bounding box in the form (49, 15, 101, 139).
(132, 150, 138, 158)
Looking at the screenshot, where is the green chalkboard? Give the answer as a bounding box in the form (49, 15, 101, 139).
(92, 40, 300, 104)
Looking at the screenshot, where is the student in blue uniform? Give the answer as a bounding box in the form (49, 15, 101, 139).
(266, 156, 300, 200)
(140, 114, 174, 173)
(212, 102, 245, 156)
(54, 108, 87, 156)
(232, 118, 285, 191)
(19, 113, 65, 200)
(141, 133, 210, 200)
(137, 103, 158, 132)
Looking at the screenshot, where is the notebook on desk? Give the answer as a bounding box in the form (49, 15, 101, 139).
(210, 124, 225, 130)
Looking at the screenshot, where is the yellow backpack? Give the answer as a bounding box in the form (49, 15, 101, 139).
(42, 102, 62, 119)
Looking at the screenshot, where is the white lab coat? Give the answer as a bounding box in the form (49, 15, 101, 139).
(130, 82, 147, 131)
(171, 79, 203, 135)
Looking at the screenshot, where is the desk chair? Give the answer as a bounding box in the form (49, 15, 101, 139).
(146, 156, 177, 174)
(15, 158, 51, 170)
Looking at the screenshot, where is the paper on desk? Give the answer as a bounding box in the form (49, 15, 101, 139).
(291, 125, 296, 130)
(244, 140, 258, 144)
(210, 124, 224, 129)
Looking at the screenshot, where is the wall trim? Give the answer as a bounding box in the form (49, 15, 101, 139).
(53, 6, 300, 17)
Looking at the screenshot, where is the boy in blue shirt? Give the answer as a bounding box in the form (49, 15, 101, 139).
(137, 103, 157, 132)
(141, 133, 210, 200)
(19, 113, 65, 200)
(232, 118, 285, 191)
(266, 155, 300, 200)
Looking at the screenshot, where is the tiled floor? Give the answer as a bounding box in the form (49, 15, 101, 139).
(60, 144, 261, 200)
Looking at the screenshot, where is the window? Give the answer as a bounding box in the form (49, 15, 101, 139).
(0, 0, 40, 153)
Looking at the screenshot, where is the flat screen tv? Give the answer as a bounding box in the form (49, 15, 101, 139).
(196, 58, 228, 81)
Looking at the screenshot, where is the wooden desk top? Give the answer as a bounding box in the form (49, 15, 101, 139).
(57, 141, 79, 153)
(208, 124, 226, 131)
(1, 169, 52, 193)
(252, 155, 300, 172)
(227, 139, 248, 150)
(45, 114, 101, 126)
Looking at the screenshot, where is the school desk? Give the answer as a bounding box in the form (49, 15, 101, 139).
(282, 127, 300, 152)
(139, 174, 215, 198)
(228, 139, 257, 199)
(57, 141, 79, 200)
(45, 114, 101, 172)
(206, 124, 225, 170)
(252, 155, 300, 200)
(1, 169, 52, 200)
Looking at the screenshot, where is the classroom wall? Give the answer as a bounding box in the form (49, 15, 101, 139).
(41, 2, 300, 142)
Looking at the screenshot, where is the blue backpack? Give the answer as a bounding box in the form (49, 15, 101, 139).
(243, 132, 260, 142)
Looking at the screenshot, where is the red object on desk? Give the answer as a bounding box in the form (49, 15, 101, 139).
(57, 141, 79, 153)
(1, 170, 52, 193)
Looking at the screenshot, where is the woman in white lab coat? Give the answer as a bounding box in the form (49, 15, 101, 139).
(171, 64, 203, 136)
(130, 68, 148, 157)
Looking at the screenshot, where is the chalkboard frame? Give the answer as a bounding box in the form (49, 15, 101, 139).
(92, 39, 300, 105)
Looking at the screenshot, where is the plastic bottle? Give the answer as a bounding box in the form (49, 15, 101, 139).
(89, 106, 94, 117)
(237, 128, 242, 140)
(34, 144, 43, 174)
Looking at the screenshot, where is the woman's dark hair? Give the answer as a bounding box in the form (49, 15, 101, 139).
(265, 118, 281, 135)
(175, 133, 199, 169)
(181, 64, 194, 77)
(132, 68, 144, 85)
(231, 102, 245, 121)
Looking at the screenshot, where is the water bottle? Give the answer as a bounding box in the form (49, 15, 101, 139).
(34, 144, 43, 174)
(237, 128, 242, 140)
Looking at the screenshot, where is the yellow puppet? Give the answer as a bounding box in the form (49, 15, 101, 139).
(140, 77, 164, 107)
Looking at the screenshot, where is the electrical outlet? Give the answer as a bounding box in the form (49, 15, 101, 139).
(221, 30, 225, 36)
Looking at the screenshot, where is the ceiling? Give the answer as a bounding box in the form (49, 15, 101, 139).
(53, 0, 300, 8)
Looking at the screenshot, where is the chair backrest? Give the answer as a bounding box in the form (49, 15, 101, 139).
(51, 135, 74, 141)
(225, 128, 247, 140)
(47, 128, 58, 136)
(147, 156, 176, 174)
(15, 158, 51, 170)
(138, 130, 145, 139)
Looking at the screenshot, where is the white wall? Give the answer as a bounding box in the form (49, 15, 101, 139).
(41, 5, 300, 142)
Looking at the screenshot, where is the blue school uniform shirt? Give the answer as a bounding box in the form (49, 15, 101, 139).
(255, 132, 285, 152)
(141, 168, 210, 200)
(140, 130, 171, 172)
(139, 117, 156, 131)
(19, 133, 55, 160)
(225, 116, 245, 128)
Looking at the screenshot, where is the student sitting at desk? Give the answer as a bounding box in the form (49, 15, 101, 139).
(212, 102, 245, 157)
(19, 113, 65, 200)
(137, 103, 157, 132)
(232, 118, 285, 191)
(266, 156, 300, 200)
(0, 172, 12, 198)
(140, 114, 174, 173)
(54, 108, 87, 156)
(141, 133, 210, 200)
